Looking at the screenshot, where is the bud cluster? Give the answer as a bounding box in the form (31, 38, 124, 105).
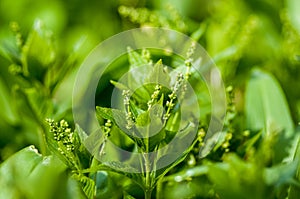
(46, 119, 75, 153)
(122, 90, 135, 129)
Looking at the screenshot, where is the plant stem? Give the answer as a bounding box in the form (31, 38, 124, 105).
(144, 171, 152, 199)
(156, 178, 162, 199)
(143, 137, 152, 199)
(38, 127, 47, 155)
(144, 187, 152, 199)
(144, 152, 152, 199)
(142, 117, 153, 199)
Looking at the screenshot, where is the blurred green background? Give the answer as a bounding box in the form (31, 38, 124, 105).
(0, 0, 299, 170)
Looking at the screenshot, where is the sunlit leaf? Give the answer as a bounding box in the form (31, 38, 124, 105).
(287, 0, 300, 34)
(127, 47, 149, 68)
(0, 146, 85, 199)
(145, 59, 170, 86)
(24, 19, 55, 67)
(245, 69, 295, 163)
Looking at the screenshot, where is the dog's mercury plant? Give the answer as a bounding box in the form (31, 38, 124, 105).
(142, 48, 152, 64)
(184, 41, 196, 79)
(99, 119, 112, 157)
(122, 90, 135, 130)
(1, 2, 300, 199)
(118, 5, 187, 32)
(43, 42, 200, 199)
(46, 118, 96, 198)
(41, 36, 299, 199)
(198, 128, 206, 147)
(163, 73, 184, 122)
(46, 119, 75, 152)
(93, 44, 201, 199)
(147, 85, 162, 110)
(46, 119, 80, 169)
(10, 22, 24, 50)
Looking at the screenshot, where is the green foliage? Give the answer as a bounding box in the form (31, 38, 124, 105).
(93, 48, 199, 198)
(0, 0, 300, 199)
(245, 68, 297, 164)
(287, 0, 300, 34)
(289, 137, 300, 198)
(206, 154, 299, 199)
(0, 146, 86, 199)
(245, 69, 294, 136)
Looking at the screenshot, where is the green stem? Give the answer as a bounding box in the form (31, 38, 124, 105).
(144, 187, 152, 199)
(156, 178, 163, 199)
(144, 168, 152, 199)
(143, 152, 152, 199)
(37, 126, 47, 155)
(143, 134, 153, 199)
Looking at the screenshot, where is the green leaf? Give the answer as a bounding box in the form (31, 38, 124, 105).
(206, 153, 298, 199)
(73, 125, 91, 169)
(0, 77, 18, 124)
(287, 0, 300, 34)
(245, 69, 294, 135)
(75, 124, 88, 142)
(0, 146, 85, 199)
(149, 104, 164, 130)
(211, 131, 227, 152)
(23, 87, 53, 119)
(0, 145, 43, 180)
(110, 80, 130, 91)
(136, 111, 150, 127)
(91, 171, 122, 198)
(264, 160, 299, 186)
(135, 104, 165, 151)
(245, 69, 295, 163)
(165, 111, 181, 133)
(24, 19, 55, 67)
(158, 173, 214, 199)
(190, 23, 207, 41)
(96, 106, 133, 136)
(96, 107, 128, 131)
(0, 40, 21, 64)
(103, 161, 139, 174)
(206, 154, 266, 199)
(123, 191, 137, 199)
(288, 136, 300, 198)
(95, 106, 143, 148)
(85, 161, 143, 188)
(145, 59, 170, 86)
(73, 174, 95, 199)
(136, 109, 162, 134)
(127, 47, 149, 68)
(14, 85, 52, 125)
(163, 165, 209, 182)
(125, 48, 155, 106)
(149, 101, 164, 118)
(83, 128, 106, 159)
(129, 100, 144, 119)
(155, 135, 198, 182)
(96, 107, 126, 125)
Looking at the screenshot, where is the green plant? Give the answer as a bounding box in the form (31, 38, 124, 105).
(42, 44, 206, 199)
(1, 1, 300, 199)
(94, 46, 201, 199)
(40, 48, 298, 199)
